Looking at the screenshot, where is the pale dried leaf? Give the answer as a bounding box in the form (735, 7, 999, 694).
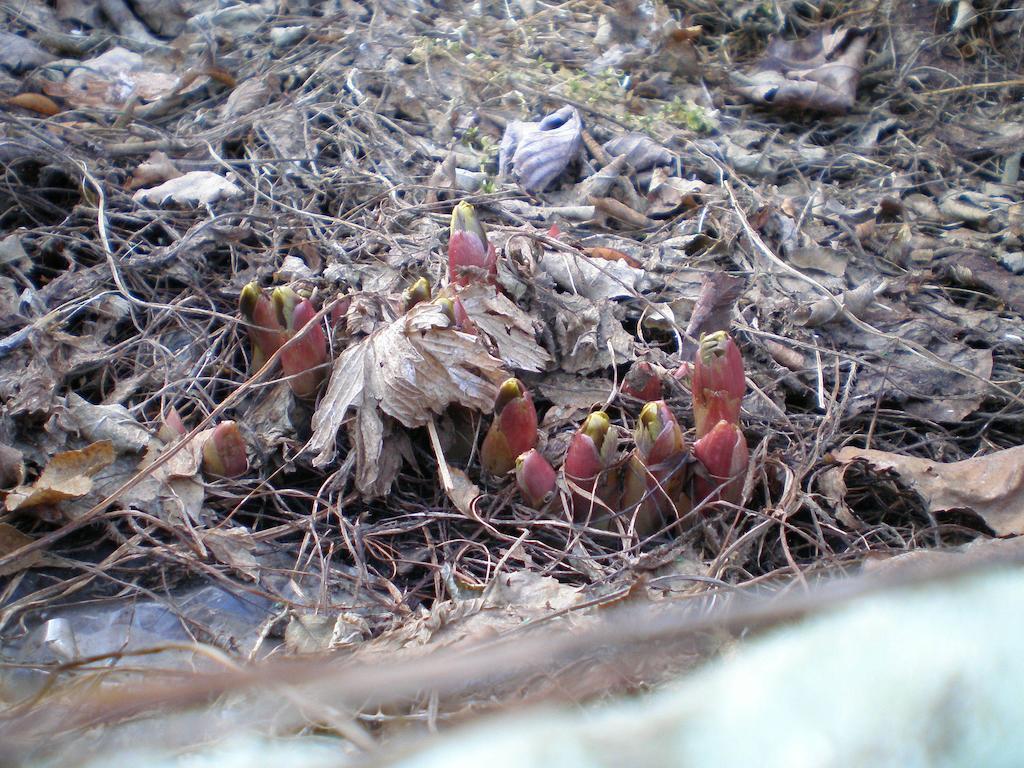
(132, 172, 242, 207)
(603, 132, 675, 171)
(285, 613, 368, 654)
(128, 150, 181, 190)
(284, 614, 335, 654)
(647, 173, 706, 218)
(6, 441, 116, 512)
(499, 105, 582, 193)
(540, 249, 643, 301)
(456, 285, 552, 372)
(203, 527, 260, 581)
(834, 445, 1024, 536)
(538, 374, 614, 426)
(551, 294, 634, 374)
(447, 466, 481, 519)
(45, 47, 178, 108)
(732, 27, 868, 115)
(310, 302, 507, 493)
(61, 393, 153, 453)
(359, 571, 584, 656)
(222, 75, 275, 119)
(0, 32, 54, 74)
(0, 442, 25, 488)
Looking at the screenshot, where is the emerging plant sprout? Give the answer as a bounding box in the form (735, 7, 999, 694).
(272, 287, 328, 399)
(621, 400, 690, 531)
(515, 448, 557, 508)
(564, 410, 618, 520)
(403, 276, 431, 311)
(692, 419, 748, 506)
(448, 201, 497, 287)
(202, 421, 248, 478)
(692, 331, 745, 438)
(239, 282, 287, 371)
(481, 378, 538, 476)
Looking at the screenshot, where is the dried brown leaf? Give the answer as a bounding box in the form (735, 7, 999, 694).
(833, 445, 1024, 536)
(5, 93, 61, 116)
(0, 523, 41, 576)
(447, 466, 481, 519)
(456, 285, 552, 372)
(550, 293, 634, 374)
(0, 442, 25, 488)
(733, 27, 868, 115)
(202, 527, 260, 581)
(309, 301, 508, 493)
(128, 150, 181, 190)
(682, 273, 745, 357)
(6, 441, 116, 512)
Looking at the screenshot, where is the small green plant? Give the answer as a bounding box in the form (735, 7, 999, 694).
(561, 67, 626, 105)
(659, 97, 719, 134)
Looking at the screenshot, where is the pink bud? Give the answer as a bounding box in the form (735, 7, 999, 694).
(481, 378, 538, 475)
(692, 420, 748, 506)
(448, 201, 497, 287)
(515, 449, 556, 508)
(273, 288, 328, 399)
(240, 283, 286, 371)
(692, 331, 745, 438)
(620, 401, 689, 530)
(564, 411, 617, 519)
(436, 296, 477, 333)
(157, 406, 187, 443)
(202, 421, 248, 478)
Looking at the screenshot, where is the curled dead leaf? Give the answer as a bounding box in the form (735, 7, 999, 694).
(308, 300, 508, 495)
(5, 441, 116, 512)
(833, 445, 1024, 536)
(733, 27, 868, 115)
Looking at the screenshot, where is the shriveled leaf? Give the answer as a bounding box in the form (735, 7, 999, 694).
(128, 150, 182, 190)
(5, 93, 61, 116)
(833, 445, 1024, 536)
(132, 171, 242, 207)
(221, 74, 276, 119)
(845, 319, 992, 421)
(551, 293, 634, 374)
(203, 527, 260, 581)
(540, 248, 644, 301)
(499, 105, 582, 193)
(647, 172, 706, 218)
(603, 133, 675, 171)
(285, 612, 367, 654)
(447, 466, 481, 519)
(538, 374, 614, 426)
(359, 571, 583, 655)
(285, 614, 336, 654)
(6, 441, 116, 512)
(0, 523, 41, 576)
(682, 273, 745, 357)
(309, 301, 507, 493)
(455, 285, 551, 372)
(43, 47, 178, 109)
(0, 32, 54, 74)
(61, 393, 153, 453)
(128, 433, 209, 524)
(732, 27, 868, 115)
